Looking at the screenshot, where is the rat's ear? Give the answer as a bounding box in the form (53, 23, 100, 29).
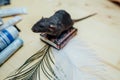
(41, 16, 44, 19)
(49, 24, 56, 31)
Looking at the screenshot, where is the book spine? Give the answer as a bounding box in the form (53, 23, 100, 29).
(0, 16, 22, 30)
(0, 8, 27, 18)
(0, 26, 19, 52)
(0, 38, 23, 66)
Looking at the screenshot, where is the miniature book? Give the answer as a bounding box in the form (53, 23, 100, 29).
(40, 27, 77, 50)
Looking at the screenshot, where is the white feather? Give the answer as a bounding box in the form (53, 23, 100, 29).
(52, 37, 118, 80)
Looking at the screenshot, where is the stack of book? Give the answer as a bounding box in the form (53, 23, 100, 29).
(0, 8, 27, 66)
(40, 27, 77, 50)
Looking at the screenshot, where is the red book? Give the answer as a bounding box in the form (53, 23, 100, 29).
(40, 27, 77, 50)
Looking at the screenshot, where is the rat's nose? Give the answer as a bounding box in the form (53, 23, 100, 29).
(31, 27, 38, 32)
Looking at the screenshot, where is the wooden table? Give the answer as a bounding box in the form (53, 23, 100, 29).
(0, 0, 120, 79)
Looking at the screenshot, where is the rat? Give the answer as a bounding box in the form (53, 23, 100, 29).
(31, 10, 96, 38)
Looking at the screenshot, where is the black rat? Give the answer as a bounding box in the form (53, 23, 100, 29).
(32, 10, 96, 38)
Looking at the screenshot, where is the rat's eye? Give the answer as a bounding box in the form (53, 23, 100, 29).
(48, 25, 56, 31)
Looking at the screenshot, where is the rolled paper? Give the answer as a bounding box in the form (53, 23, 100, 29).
(0, 16, 22, 30)
(0, 26, 19, 51)
(0, 38, 23, 66)
(0, 8, 27, 18)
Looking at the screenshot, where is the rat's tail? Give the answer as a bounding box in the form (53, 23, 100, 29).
(73, 13, 97, 23)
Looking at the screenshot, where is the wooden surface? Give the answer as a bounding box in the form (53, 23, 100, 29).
(0, 0, 120, 79)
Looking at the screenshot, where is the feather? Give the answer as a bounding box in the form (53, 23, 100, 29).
(53, 37, 120, 80)
(5, 37, 120, 80)
(5, 45, 58, 80)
